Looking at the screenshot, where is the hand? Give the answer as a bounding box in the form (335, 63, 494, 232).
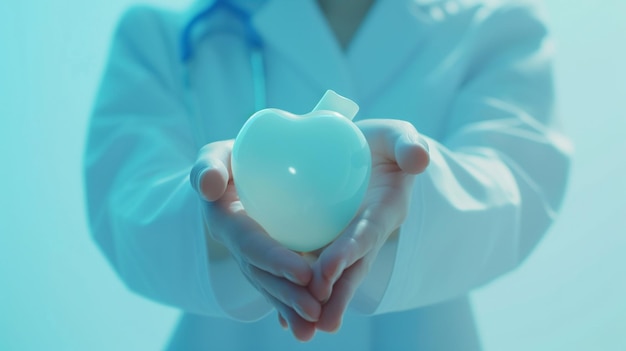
(190, 140, 320, 341)
(308, 119, 430, 332)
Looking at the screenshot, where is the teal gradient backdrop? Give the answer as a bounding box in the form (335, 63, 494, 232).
(0, 0, 624, 350)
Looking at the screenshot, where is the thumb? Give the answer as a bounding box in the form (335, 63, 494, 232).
(190, 140, 234, 201)
(357, 119, 430, 174)
(395, 130, 430, 174)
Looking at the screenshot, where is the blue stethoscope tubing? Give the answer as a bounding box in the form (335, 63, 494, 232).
(181, 0, 267, 127)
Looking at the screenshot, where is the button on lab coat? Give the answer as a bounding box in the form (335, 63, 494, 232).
(84, 0, 571, 349)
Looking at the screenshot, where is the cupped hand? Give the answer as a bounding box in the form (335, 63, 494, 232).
(190, 140, 320, 341)
(309, 119, 430, 332)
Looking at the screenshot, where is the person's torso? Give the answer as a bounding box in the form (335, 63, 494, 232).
(154, 1, 488, 349)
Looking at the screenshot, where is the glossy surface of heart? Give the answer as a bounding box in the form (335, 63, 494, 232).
(232, 93, 371, 252)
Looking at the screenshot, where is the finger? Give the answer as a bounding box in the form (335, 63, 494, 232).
(236, 218, 313, 286)
(207, 206, 313, 286)
(316, 258, 371, 333)
(266, 295, 316, 342)
(248, 265, 321, 322)
(395, 132, 430, 174)
(278, 313, 288, 330)
(357, 119, 429, 174)
(190, 140, 233, 201)
(242, 270, 315, 340)
(310, 210, 385, 302)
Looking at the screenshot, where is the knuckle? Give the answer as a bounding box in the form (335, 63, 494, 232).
(354, 218, 378, 246)
(320, 259, 341, 282)
(290, 290, 308, 308)
(398, 119, 416, 133)
(321, 268, 335, 283)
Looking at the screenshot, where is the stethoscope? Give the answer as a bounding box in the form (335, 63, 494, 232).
(180, 0, 446, 119)
(181, 0, 267, 112)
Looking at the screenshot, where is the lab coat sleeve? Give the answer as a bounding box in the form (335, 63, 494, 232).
(84, 7, 269, 319)
(365, 1, 572, 313)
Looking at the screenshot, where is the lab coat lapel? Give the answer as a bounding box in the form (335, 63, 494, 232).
(251, 0, 356, 97)
(347, 0, 438, 102)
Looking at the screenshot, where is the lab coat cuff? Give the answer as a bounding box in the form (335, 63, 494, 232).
(374, 149, 427, 314)
(192, 204, 227, 317)
(198, 203, 273, 321)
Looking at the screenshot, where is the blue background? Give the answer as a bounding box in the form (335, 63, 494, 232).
(1, 0, 624, 349)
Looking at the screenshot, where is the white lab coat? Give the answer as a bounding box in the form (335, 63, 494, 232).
(84, 0, 571, 349)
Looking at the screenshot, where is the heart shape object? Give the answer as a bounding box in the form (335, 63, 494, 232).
(232, 90, 371, 252)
